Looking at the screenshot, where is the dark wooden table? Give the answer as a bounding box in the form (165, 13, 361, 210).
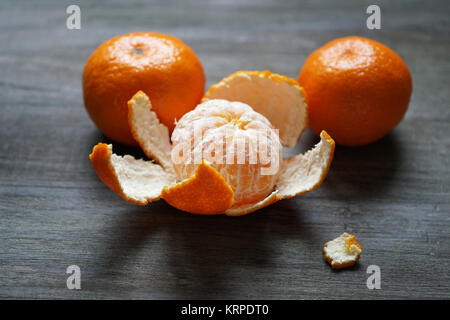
(0, 0, 449, 299)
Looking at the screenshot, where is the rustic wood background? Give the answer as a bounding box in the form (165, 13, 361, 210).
(0, 0, 449, 299)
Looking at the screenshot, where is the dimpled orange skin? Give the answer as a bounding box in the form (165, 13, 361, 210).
(298, 36, 412, 146)
(83, 32, 205, 146)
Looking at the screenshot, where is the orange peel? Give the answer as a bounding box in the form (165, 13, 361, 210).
(225, 191, 280, 216)
(161, 161, 234, 215)
(127, 90, 173, 172)
(276, 130, 335, 199)
(202, 70, 308, 147)
(323, 233, 362, 269)
(89, 70, 335, 216)
(89, 143, 175, 205)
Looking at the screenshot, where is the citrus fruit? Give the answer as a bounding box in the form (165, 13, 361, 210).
(90, 71, 335, 216)
(170, 99, 282, 206)
(83, 32, 205, 146)
(298, 36, 412, 146)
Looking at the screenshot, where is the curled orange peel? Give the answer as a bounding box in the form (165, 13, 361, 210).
(202, 70, 308, 147)
(161, 161, 234, 215)
(127, 91, 174, 173)
(276, 130, 335, 199)
(89, 143, 175, 205)
(323, 233, 362, 269)
(89, 71, 335, 216)
(225, 191, 281, 217)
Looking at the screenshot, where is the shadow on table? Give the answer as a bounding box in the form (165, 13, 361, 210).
(85, 130, 148, 159)
(321, 132, 402, 200)
(90, 199, 315, 298)
(284, 128, 401, 201)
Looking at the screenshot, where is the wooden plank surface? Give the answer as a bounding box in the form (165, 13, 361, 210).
(0, 0, 449, 299)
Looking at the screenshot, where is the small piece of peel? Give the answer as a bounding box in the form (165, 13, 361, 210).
(323, 233, 362, 269)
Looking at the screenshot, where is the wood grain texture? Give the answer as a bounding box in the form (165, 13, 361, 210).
(0, 0, 449, 299)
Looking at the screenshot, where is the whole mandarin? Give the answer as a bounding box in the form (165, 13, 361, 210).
(83, 32, 205, 145)
(298, 36, 412, 146)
